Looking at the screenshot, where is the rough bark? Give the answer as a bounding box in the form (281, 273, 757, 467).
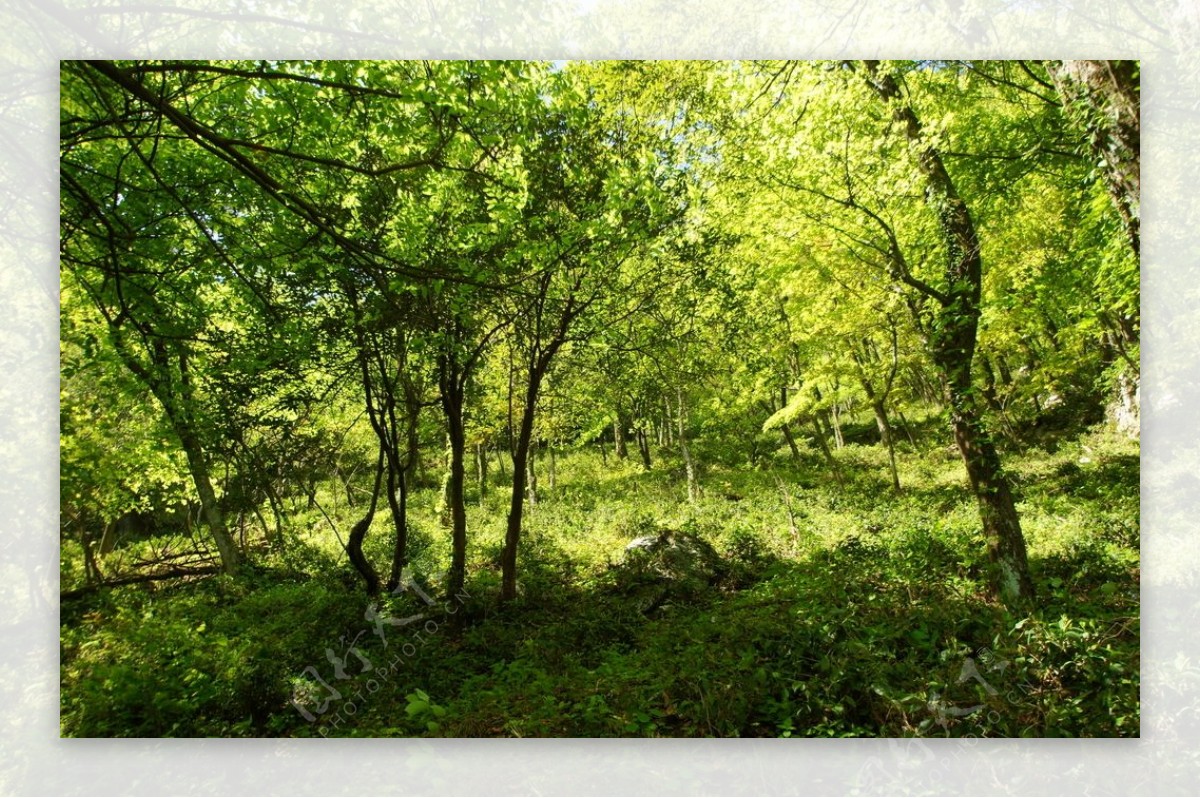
(1045, 59, 1140, 258)
(864, 60, 1035, 608)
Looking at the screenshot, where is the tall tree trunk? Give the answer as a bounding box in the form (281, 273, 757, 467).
(439, 354, 470, 600)
(864, 60, 1035, 608)
(141, 346, 240, 575)
(502, 379, 538, 603)
(178, 427, 240, 574)
(872, 401, 901, 493)
(501, 348, 561, 603)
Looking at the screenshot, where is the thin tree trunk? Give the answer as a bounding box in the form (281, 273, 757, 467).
(527, 439, 539, 507)
(439, 353, 470, 600)
(348, 446, 384, 595)
(855, 359, 901, 493)
(179, 429, 240, 575)
(81, 525, 103, 584)
(385, 463, 409, 592)
(678, 388, 698, 503)
(501, 330, 567, 602)
(476, 442, 488, 506)
(636, 427, 652, 470)
(872, 401, 901, 493)
(547, 444, 556, 492)
(438, 435, 453, 528)
(614, 412, 628, 459)
(896, 409, 918, 447)
(502, 361, 549, 602)
(776, 476, 800, 550)
(780, 422, 802, 462)
(811, 419, 843, 486)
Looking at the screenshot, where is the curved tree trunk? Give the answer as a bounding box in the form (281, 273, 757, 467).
(864, 60, 1035, 608)
(348, 446, 384, 596)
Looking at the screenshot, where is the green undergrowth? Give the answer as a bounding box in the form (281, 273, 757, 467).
(60, 425, 1139, 737)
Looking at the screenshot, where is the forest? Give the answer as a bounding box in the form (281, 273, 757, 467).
(59, 59, 1140, 738)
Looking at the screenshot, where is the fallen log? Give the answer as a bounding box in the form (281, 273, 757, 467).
(60, 565, 220, 601)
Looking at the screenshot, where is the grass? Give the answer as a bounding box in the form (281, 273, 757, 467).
(59, 422, 1140, 737)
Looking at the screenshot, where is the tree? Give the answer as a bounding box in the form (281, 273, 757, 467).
(1045, 60, 1140, 258)
(858, 60, 1034, 606)
(728, 60, 1042, 606)
(496, 65, 686, 602)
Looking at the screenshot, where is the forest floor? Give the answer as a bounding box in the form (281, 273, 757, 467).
(60, 421, 1139, 737)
